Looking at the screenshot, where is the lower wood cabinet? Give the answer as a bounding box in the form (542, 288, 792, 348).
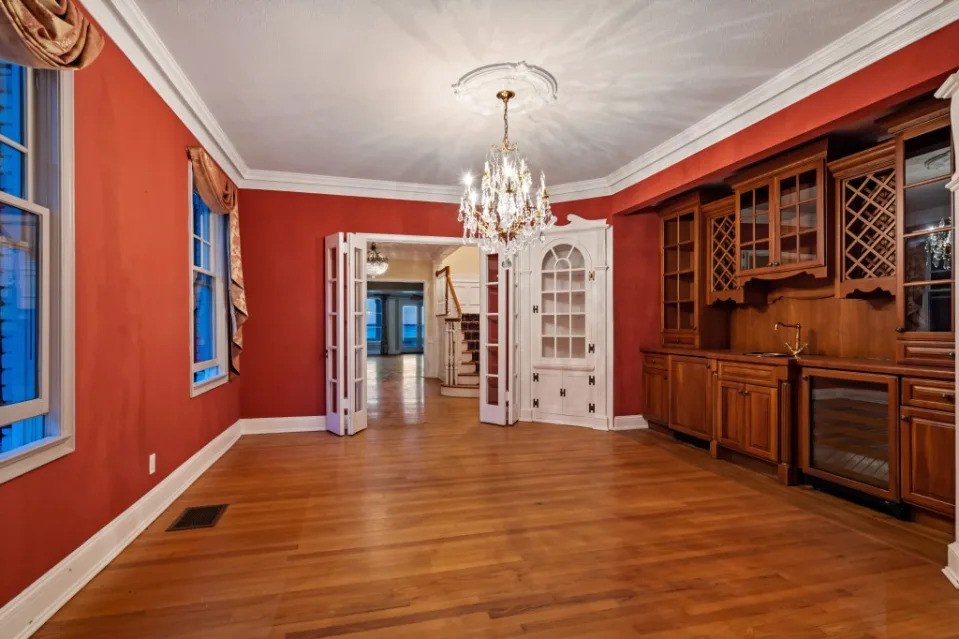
(900, 408, 956, 517)
(717, 380, 779, 462)
(643, 367, 669, 425)
(668, 355, 713, 439)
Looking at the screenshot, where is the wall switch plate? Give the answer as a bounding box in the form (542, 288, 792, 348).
(148, 453, 156, 475)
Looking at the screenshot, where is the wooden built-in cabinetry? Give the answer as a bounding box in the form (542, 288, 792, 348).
(645, 94, 955, 523)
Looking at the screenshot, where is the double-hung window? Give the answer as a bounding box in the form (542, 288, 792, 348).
(0, 60, 75, 484)
(189, 166, 228, 395)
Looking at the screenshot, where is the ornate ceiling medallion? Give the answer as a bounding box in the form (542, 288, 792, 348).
(452, 61, 558, 117)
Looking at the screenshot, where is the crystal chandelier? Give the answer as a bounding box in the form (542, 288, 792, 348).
(459, 89, 554, 267)
(366, 243, 389, 278)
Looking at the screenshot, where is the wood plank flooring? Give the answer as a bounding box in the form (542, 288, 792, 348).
(34, 355, 959, 638)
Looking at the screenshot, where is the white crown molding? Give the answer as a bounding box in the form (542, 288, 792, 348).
(85, 0, 958, 204)
(81, 0, 248, 183)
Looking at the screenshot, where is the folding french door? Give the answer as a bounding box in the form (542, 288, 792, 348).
(324, 232, 368, 435)
(479, 252, 519, 425)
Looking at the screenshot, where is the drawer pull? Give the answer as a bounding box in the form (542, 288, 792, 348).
(950, 352, 956, 360)
(942, 392, 955, 401)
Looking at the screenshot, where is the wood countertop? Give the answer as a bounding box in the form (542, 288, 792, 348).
(641, 346, 955, 380)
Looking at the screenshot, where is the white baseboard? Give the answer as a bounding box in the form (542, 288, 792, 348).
(944, 542, 959, 589)
(611, 415, 649, 431)
(239, 415, 326, 435)
(0, 420, 243, 639)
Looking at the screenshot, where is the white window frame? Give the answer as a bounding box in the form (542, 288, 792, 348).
(188, 163, 229, 397)
(0, 69, 76, 485)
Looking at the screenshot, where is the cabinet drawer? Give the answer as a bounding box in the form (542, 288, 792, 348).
(643, 353, 667, 370)
(661, 332, 695, 348)
(897, 340, 955, 367)
(718, 361, 780, 387)
(902, 378, 956, 412)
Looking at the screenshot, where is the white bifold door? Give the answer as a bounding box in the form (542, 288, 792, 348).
(479, 252, 519, 426)
(324, 232, 368, 436)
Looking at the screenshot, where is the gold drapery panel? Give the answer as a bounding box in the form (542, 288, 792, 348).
(0, 0, 103, 69)
(187, 146, 248, 377)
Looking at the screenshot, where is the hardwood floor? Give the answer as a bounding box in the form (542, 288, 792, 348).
(34, 355, 959, 638)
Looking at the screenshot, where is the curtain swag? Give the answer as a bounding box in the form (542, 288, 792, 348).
(0, 0, 103, 70)
(187, 146, 248, 377)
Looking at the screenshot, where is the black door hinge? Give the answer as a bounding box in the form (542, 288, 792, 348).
(588, 375, 595, 386)
(560, 388, 566, 397)
(533, 398, 539, 408)
(533, 373, 539, 382)
(532, 305, 539, 314)
(588, 403, 595, 414)
(588, 343, 595, 354)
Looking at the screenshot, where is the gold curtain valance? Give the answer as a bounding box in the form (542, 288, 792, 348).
(187, 146, 248, 377)
(0, 0, 103, 70)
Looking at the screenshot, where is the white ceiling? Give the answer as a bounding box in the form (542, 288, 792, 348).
(126, 0, 947, 197)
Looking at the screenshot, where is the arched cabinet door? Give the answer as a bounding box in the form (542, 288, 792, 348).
(534, 241, 593, 364)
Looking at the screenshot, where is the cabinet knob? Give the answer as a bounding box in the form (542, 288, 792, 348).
(895, 327, 906, 333)
(942, 392, 954, 401)
(900, 414, 910, 421)
(949, 352, 956, 360)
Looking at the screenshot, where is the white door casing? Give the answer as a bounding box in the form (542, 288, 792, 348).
(479, 252, 518, 425)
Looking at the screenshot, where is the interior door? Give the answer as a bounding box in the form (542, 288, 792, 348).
(346, 233, 368, 434)
(324, 232, 368, 436)
(324, 233, 347, 435)
(480, 252, 517, 425)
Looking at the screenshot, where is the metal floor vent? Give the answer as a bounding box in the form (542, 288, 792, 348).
(166, 504, 228, 532)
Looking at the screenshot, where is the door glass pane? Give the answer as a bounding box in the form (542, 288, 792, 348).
(780, 205, 797, 236)
(798, 170, 817, 201)
(754, 241, 770, 268)
(780, 176, 798, 206)
(0, 203, 40, 407)
(755, 186, 769, 239)
(809, 376, 890, 490)
(798, 232, 817, 263)
(798, 200, 817, 232)
(904, 128, 952, 185)
(904, 283, 952, 333)
(903, 178, 951, 234)
(904, 231, 952, 282)
(780, 233, 797, 264)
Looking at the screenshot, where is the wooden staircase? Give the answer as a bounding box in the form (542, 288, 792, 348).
(437, 264, 480, 398)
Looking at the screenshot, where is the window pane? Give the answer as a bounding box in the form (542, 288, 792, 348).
(0, 142, 25, 199)
(0, 203, 40, 408)
(193, 271, 216, 363)
(0, 61, 25, 145)
(193, 365, 222, 385)
(0, 415, 44, 454)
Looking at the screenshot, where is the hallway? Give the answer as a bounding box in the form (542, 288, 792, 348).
(366, 354, 473, 426)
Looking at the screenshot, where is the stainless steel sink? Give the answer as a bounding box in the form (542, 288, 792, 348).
(742, 351, 791, 357)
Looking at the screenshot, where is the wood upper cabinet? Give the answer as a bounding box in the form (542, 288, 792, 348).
(827, 141, 897, 298)
(668, 355, 714, 439)
(659, 192, 728, 348)
(900, 407, 955, 517)
(729, 140, 829, 285)
(704, 196, 759, 305)
(881, 101, 955, 366)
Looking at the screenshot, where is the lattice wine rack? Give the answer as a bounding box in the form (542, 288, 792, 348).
(829, 142, 897, 297)
(704, 196, 741, 304)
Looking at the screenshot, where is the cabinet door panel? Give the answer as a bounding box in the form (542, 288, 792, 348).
(901, 409, 955, 516)
(565, 370, 599, 417)
(717, 381, 745, 449)
(533, 370, 564, 415)
(669, 356, 712, 438)
(744, 384, 779, 462)
(643, 370, 668, 425)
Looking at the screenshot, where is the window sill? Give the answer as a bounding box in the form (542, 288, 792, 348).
(191, 373, 229, 398)
(0, 433, 75, 485)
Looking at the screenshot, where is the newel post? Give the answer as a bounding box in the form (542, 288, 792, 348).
(936, 70, 959, 589)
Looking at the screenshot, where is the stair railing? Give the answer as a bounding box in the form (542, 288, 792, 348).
(435, 266, 464, 385)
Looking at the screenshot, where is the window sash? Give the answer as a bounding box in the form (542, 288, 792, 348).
(188, 164, 228, 391)
(0, 188, 51, 427)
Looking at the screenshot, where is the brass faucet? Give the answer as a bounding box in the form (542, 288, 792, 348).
(774, 321, 808, 359)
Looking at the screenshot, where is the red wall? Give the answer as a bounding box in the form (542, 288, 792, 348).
(0, 37, 241, 606)
(238, 191, 658, 419)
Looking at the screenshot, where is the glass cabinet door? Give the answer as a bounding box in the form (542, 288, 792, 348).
(662, 211, 696, 331)
(737, 184, 770, 272)
(776, 167, 820, 266)
(541, 243, 588, 360)
(901, 125, 954, 334)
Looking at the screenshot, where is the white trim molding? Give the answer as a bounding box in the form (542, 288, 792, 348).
(944, 542, 959, 589)
(0, 421, 242, 639)
(611, 415, 649, 431)
(80, 0, 959, 204)
(239, 416, 326, 435)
